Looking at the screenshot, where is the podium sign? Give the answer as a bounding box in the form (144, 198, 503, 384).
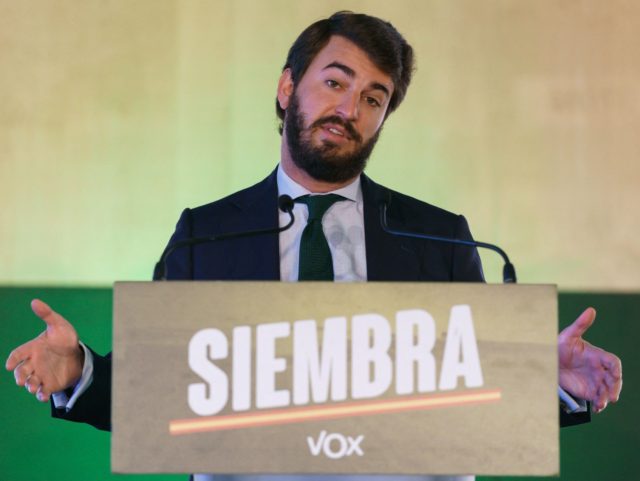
(112, 282, 558, 476)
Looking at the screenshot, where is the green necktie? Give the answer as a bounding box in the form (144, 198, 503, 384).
(297, 194, 345, 280)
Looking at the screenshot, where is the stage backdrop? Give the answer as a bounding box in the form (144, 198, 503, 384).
(1, 1, 638, 480)
(0, 0, 639, 289)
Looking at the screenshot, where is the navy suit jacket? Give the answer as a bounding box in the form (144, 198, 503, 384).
(162, 169, 484, 282)
(52, 169, 588, 429)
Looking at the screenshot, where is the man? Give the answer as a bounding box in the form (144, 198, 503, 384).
(6, 11, 622, 481)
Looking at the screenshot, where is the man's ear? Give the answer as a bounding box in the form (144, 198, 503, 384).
(277, 68, 294, 110)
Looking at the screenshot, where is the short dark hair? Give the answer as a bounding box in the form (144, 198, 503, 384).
(276, 11, 415, 134)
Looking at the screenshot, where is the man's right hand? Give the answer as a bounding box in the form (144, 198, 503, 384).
(5, 299, 84, 402)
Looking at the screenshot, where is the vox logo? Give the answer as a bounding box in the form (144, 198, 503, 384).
(306, 430, 364, 459)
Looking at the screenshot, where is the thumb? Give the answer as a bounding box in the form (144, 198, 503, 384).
(561, 307, 596, 340)
(5, 300, 73, 372)
(31, 299, 68, 329)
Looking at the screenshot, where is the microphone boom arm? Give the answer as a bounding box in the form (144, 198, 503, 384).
(155, 195, 295, 280)
(380, 202, 516, 283)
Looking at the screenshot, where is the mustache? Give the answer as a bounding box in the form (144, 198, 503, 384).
(309, 116, 362, 143)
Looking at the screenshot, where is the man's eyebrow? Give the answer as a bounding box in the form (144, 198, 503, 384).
(370, 82, 390, 98)
(322, 61, 391, 98)
(323, 61, 355, 78)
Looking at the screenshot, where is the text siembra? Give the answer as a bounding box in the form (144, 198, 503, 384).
(188, 305, 483, 416)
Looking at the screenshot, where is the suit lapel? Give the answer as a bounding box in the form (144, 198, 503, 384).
(223, 170, 424, 282)
(226, 169, 281, 281)
(361, 174, 423, 281)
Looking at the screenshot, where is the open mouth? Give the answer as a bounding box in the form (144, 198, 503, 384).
(321, 123, 351, 141)
(308, 116, 362, 144)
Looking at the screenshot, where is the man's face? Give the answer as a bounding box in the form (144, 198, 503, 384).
(279, 36, 395, 183)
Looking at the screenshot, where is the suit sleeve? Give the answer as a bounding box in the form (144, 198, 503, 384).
(560, 406, 591, 427)
(50, 348, 112, 431)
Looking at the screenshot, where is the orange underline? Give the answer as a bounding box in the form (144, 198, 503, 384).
(169, 389, 502, 436)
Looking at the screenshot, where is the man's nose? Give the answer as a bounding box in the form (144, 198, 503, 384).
(335, 92, 359, 121)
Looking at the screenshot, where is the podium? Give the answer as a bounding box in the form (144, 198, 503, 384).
(112, 282, 558, 476)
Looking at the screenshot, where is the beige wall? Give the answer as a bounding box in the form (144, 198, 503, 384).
(1, 0, 638, 289)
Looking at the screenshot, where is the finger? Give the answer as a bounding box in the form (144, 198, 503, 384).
(31, 298, 67, 328)
(25, 374, 42, 395)
(609, 379, 622, 403)
(598, 353, 622, 402)
(561, 307, 596, 339)
(13, 359, 34, 386)
(7, 300, 64, 371)
(36, 385, 51, 402)
(594, 385, 609, 413)
(6, 344, 30, 371)
(603, 354, 623, 378)
(606, 365, 623, 403)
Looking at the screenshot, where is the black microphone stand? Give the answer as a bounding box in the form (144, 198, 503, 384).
(380, 202, 517, 283)
(155, 195, 295, 280)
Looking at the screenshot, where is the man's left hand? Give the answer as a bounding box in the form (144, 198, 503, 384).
(558, 307, 622, 413)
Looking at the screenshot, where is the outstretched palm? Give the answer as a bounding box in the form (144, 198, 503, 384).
(558, 307, 622, 413)
(5, 299, 84, 402)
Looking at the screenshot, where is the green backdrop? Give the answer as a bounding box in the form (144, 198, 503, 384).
(1, 287, 637, 480)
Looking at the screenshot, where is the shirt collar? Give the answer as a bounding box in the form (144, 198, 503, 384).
(277, 164, 361, 203)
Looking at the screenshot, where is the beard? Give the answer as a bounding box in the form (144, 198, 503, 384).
(284, 92, 382, 183)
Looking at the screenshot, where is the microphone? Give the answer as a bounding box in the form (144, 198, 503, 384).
(379, 198, 517, 283)
(154, 194, 296, 280)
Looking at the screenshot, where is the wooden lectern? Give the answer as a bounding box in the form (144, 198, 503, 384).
(112, 282, 558, 476)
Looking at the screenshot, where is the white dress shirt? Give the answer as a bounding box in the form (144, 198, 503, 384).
(277, 165, 367, 283)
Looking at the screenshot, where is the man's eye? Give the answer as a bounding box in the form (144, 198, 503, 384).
(365, 96, 381, 107)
